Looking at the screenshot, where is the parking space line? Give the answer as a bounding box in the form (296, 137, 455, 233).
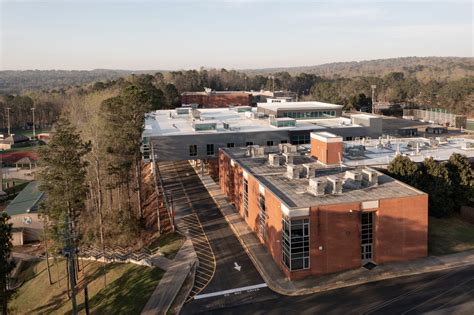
(194, 283, 268, 300)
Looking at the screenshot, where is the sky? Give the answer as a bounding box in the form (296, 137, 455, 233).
(0, 0, 472, 70)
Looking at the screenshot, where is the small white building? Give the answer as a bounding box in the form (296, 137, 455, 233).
(5, 181, 44, 246)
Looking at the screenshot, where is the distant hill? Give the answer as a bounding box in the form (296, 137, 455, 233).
(0, 69, 156, 94)
(242, 57, 474, 81)
(1, 57, 472, 94)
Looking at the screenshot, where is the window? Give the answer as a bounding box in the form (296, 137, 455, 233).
(281, 140, 288, 144)
(246, 141, 254, 146)
(281, 110, 336, 120)
(267, 140, 274, 146)
(227, 143, 235, 148)
(361, 212, 374, 261)
(243, 179, 249, 218)
(189, 145, 197, 157)
(271, 119, 296, 127)
(291, 134, 310, 145)
(282, 217, 310, 271)
(259, 193, 266, 238)
(206, 144, 214, 156)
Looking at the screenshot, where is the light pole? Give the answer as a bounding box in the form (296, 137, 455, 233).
(371, 85, 377, 114)
(31, 107, 36, 139)
(269, 75, 275, 93)
(5, 107, 11, 136)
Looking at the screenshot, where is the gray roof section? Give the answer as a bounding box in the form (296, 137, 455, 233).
(5, 181, 44, 216)
(223, 146, 424, 209)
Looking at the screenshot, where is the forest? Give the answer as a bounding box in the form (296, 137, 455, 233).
(0, 66, 473, 135)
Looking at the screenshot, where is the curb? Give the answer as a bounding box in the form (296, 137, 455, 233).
(169, 259, 198, 315)
(196, 172, 474, 296)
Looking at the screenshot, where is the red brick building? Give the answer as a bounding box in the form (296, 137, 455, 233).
(218, 132, 428, 280)
(181, 90, 252, 108)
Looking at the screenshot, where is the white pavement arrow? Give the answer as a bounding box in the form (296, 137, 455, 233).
(233, 262, 241, 271)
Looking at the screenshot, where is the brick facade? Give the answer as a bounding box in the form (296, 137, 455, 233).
(182, 93, 252, 108)
(310, 137, 343, 165)
(218, 149, 428, 280)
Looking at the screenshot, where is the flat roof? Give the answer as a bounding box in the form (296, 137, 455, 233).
(143, 108, 363, 137)
(257, 101, 343, 112)
(341, 137, 474, 166)
(351, 113, 380, 119)
(313, 131, 341, 138)
(222, 146, 424, 209)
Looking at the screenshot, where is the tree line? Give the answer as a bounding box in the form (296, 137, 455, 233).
(2, 68, 472, 134)
(387, 153, 474, 218)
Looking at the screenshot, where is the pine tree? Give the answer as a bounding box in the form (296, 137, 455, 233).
(419, 158, 454, 217)
(101, 85, 151, 219)
(446, 153, 474, 210)
(0, 212, 15, 315)
(387, 155, 421, 186)
(37, 117, 90, 314)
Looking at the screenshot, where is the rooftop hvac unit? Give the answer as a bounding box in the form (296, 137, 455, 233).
(190, 109, 201, 119)
(279, 143, 297, 154)
(327, 176, 343, 194)
(245, 111, 256, 119)
(307, 178, 326, 196)
(362, 169, 378, 187)
(303, 163, 318, 179)
(345, 170, 362, 181)
(247, 145, 265, 158)
(268, 153, 281, 166)
(282, 152, 296, 165)
(345, 170, 363, 188)
(286, 164, 303, 179)
(461, 142, 474, 151)
(251, 146, 265, 158)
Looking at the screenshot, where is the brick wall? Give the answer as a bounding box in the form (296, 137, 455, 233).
(182, 94, 252, 108)
(310, 138, 343, 165)
(207, 158, 219, 179)
(375, 194, 428, 263)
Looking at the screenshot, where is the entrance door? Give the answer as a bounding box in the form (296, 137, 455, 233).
(361, 212, 374, 263)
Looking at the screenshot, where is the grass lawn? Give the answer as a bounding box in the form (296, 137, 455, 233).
(1, 144, 41, 153)
(429, 215, 474, 256)
(148, 232, 186, 259)
(10, 259, 164, 315)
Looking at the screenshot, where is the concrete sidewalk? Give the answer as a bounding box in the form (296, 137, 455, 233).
(142, 240, 197, 315)
(198, 173, 474, 296)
